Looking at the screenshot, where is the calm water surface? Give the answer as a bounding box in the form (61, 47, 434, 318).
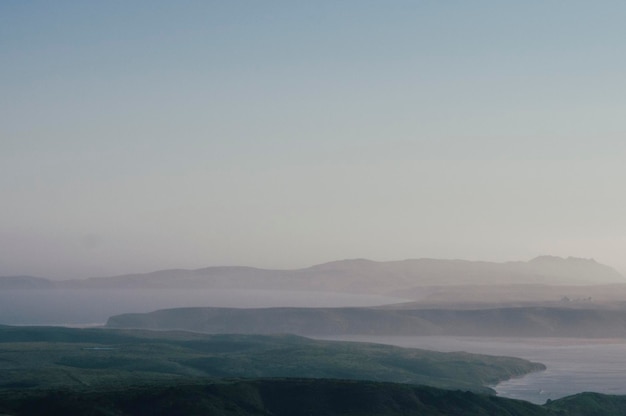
(316, 335, 626, 404)
(0, 289, 408, 325)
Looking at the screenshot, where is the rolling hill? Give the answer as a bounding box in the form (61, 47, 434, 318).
(0, 325, 544, 394)
(1, 378, 625, 416)
(107, 304, 626, 337)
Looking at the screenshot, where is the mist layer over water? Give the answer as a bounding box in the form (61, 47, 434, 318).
(315, 335, 626, 404)
(0, 289, 407, 325)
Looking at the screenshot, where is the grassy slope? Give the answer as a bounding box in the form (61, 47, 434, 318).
(545, 392, 626, 416)
(0, 325, 544, 393)
(0, 326, 622, 415)
(0, 378, 623, 416)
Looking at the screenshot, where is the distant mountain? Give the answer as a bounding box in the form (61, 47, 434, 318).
(60, 256, 626, 292)
(0, 275, 56, 289)
(3, 256, 623, 295)
(107, 304, 626, 338)
(525, 255, 623, 284)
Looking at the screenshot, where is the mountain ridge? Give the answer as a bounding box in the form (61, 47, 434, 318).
(2, 256, 623, 293)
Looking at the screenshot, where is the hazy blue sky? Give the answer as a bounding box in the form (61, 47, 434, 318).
(2, 1, 626, 278)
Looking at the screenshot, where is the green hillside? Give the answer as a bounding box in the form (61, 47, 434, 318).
(0, 325, 543, 394)
(0, 378, 624, 416)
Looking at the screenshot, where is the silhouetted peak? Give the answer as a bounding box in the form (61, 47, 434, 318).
(529, 255, 597, 264)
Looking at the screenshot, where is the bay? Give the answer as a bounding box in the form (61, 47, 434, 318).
(315, 335, 626, 404)
(0, 289, 407, 325)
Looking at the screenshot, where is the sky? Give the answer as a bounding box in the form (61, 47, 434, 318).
(2, 1, 626, 279)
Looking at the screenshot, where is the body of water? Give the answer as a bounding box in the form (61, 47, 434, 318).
(0, 289, 408, 325)
(315, 335, 626, 404)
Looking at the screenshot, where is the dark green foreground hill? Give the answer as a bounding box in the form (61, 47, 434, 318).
(1, 378, 625, 416)
(0, 325, 543, 393)
(0, 326, 624, 415)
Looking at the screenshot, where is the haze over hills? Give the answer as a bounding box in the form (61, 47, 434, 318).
(3, 255, 625, 325)
(106, 304, 626, 338)
(94, 258, 626, 339)
(1, 256, 623, 293)
(0, 276, 56, 290)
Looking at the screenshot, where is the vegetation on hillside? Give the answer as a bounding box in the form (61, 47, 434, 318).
(0, 378, 624, 416)
(0, 325, 543, 394)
